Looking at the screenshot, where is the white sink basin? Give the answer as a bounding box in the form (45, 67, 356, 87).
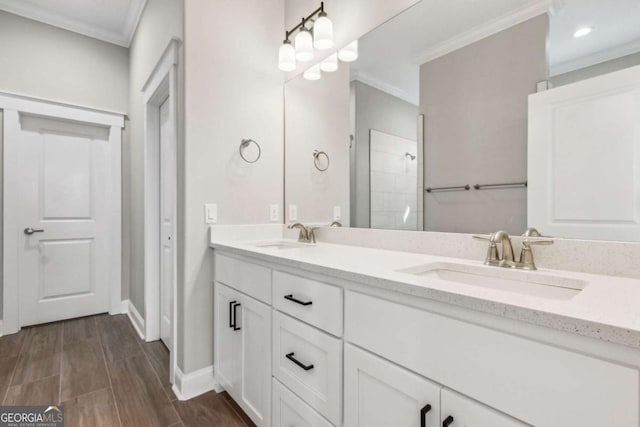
(254, 240, 314, 250)
(397, 262, 587, 300)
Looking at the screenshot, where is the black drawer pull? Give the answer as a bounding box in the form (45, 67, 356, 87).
(232, 302, 241, 331)
(420, 404, 432, 427)
(229, 300, 237, 328)
(443, 415, 454, 427)
(284, 294, 313, 306)
(285, 352, 314, 371)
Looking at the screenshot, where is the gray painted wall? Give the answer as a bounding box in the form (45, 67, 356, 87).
(551, 52, 640, 87)
(182, 0, 285, 373)
(420, 15, 548, 235)
(351, 81, 418, 228)
(0, 11, 129, 320)
(127, 0, 184, 321)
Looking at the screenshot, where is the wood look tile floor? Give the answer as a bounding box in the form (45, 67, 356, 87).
(0, 314, 255, 427)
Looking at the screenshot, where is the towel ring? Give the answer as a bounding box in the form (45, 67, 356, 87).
(239, 138, 261, 163)
(313, 150, 330, 171)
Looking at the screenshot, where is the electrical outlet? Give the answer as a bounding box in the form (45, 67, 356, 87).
(289, 204, 298, 221)
(333, 206, 341, 221)
(269, 204, 279, 222)
(205, 204, 217, 224)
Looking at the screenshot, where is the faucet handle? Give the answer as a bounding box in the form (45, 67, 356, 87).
(473, 234, 501, 265)
(518, 238, 553, 270)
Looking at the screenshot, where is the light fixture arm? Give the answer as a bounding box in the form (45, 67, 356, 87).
(285, 2, 325, 41)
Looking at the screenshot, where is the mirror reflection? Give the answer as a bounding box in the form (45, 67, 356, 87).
(284, 0, 640, 241)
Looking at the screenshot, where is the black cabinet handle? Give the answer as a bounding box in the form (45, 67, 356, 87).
(284, 294, 313, 306)
(443, 415, 454, 427)
(229, 300, 237, 328)
(285, 352, 314, 371)
(232, 302, 241, 331)
(420, 404, 432, 427)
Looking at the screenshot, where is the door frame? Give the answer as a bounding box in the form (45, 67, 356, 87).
(1, 91, 124, 335)
(142, 38, 181, 385)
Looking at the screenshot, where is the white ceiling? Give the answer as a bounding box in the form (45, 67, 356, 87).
(0, 0, 147, 47)
(549, 0, 640, 75)
(351, 0, 640, 104)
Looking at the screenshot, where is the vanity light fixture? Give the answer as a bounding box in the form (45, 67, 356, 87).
(338, 40, 358, 62)
(278, 39, 296, 71)
(303, 63, 322, 81)
(278, 2, 334, 71)
(573, 27, 593, 38)
(320, 53, 338, 72)
(295, 26, 314, 62)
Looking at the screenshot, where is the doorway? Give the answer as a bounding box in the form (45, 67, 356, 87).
(143, 38, 180, 385)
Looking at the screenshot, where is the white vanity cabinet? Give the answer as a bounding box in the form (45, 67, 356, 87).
(213, 250, 640, 427)
(214, 272, 271, 426)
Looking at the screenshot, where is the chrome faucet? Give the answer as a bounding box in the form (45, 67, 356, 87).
(474, 228, 553, 270)
(288, 223, 309, 242)
(329, 220, 342, 227)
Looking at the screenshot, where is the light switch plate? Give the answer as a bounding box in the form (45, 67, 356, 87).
(205, 204, 217, 224)
(333, 206, 341, 221)
(269, 204, 279, 222)
(289, 205, 298, 221)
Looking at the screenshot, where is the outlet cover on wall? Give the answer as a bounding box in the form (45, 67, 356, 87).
(205, 204, 217, 224)
(269, 204, 279, 222)
(333, 206, 341, 221)
(289, 204, 298, 221)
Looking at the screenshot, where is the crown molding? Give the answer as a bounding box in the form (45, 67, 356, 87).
(550, 38, 640, 76)
(352, 71, 419, 106)
(0, 0, 147, 47)
(412, 0, 551, 65)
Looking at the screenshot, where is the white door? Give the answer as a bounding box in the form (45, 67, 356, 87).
(440, 389, 527, 427)
(528, 65, 640, 241)
(159, 97, 175, 349)
(344, 343, 441, 427)
(12, 113, 112, 326)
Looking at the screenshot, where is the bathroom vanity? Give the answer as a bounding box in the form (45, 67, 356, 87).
(211, 234, 640, 427)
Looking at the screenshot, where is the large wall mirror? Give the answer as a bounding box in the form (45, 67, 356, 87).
(284, 0, 640, 242)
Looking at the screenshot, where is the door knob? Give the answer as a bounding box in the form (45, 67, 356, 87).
(24, 227, 44, 235)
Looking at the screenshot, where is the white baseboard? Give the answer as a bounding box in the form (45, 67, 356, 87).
(124, 300, 145, 340)
(0, 320, 3, 337)
(172, 365, 216, 401)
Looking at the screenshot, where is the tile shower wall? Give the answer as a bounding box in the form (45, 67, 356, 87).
(370, 130, 418, 230)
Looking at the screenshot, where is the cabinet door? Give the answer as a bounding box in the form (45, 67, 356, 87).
(237, 293, 272, 427)
(272, 379, 333, 427)
(214, 282, 241, 396)
(344, 343, 441, 427)
(440, 389, 528, 427)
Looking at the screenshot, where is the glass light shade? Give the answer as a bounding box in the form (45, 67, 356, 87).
(320, 53, 338, 72)
(313, 14, 334, 50)
(338, 40, 358, 62)
(303, 64, 322, 81)
(295, 28, 314, 62)
(278, 41, 296, 71)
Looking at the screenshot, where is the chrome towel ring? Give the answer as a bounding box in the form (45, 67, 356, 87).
(313, 150, 330, 171)
(239, 138, 261, 163)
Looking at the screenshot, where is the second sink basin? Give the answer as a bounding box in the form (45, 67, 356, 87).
(254, 240, 313, 250)
(397, 262, 587, 300)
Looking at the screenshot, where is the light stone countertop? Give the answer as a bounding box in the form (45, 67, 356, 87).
(210, 238, 640, 350)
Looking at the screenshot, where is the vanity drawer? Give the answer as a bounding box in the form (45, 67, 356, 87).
(272, 311, 342, 426)
(272, 378, 334, 427)
(273, 271, 343, 336)
(345, 291, 639, 427)
(214, 253, 271, 304)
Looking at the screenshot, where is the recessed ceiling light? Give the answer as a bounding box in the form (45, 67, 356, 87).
(573, 27, 593, 38)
